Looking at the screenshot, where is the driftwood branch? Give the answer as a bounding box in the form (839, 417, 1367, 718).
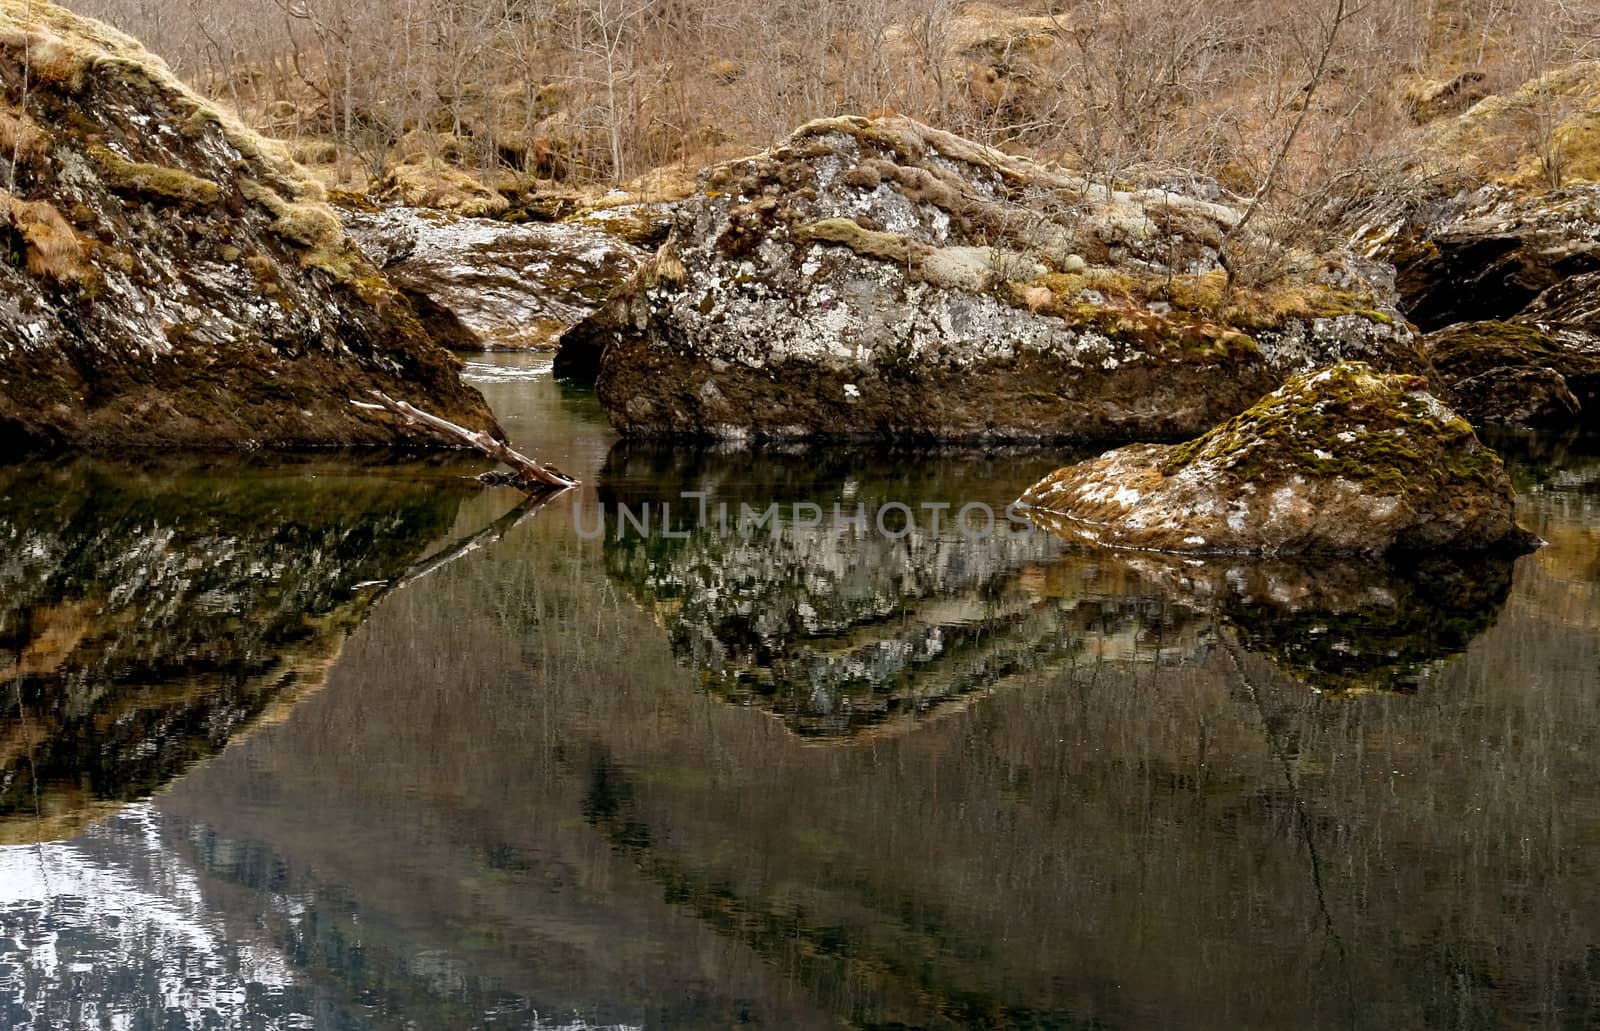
(356, 391, 579, 492)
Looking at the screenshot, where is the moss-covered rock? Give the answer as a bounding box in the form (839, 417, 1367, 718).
(1017, 362, 1534, 556)
(1355, 75, 1600, 430)
(571, 115, 1422, 441)
(1424, 320, 1599, 426)
(0, 1, 498, 449)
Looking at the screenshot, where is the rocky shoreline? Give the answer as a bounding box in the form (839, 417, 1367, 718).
(0, 0, 1592, 573)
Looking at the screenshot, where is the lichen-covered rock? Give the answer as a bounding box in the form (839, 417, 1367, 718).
(572, 115, 1421, 441)
(1425, 320, 1598, 425)
(0, 2, 498, 449)
(344, 206, 644, 351)
(1017, 363, 1534, 556)
(1523, 269, 1600, 329)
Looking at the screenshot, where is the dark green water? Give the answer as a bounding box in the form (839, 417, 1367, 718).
(2, 353, 1598, 1029)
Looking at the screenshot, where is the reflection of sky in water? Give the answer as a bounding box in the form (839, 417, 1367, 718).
(0, 805, 301, 1027)
(0, 805, 642, 1029)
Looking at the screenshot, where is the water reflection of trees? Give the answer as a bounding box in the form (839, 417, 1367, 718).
(0, 457, 471, 843)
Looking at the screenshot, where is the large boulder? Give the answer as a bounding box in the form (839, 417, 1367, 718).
(344, 206, 645, 351)
(1017, 363, 1534, 556)
(0, 2, 497, 449)
(568, 116, 1421, 441)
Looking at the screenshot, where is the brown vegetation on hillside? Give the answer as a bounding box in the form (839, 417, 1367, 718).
(55, 0, 1598, 210)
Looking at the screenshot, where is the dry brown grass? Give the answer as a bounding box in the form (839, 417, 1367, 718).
(1426, 61, 1600, 188)
(0, 103, 48, 166)
(2, 189, 94, 284)
(36, 0, 1600, 222)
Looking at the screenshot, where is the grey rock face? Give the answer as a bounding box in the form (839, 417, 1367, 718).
(345, 207, 645, 351)
(569, 115, 1422, 442)
(0, 3, 496, 449)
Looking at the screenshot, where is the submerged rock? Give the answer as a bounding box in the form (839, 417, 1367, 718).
(0, 2, 497, 448)
(344, 206, 645, 351)
(569, 115, 1421, 441)
(1018, 363, 1534, 556)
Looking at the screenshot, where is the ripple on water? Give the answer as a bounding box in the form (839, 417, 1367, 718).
(460, 360, 553, 384)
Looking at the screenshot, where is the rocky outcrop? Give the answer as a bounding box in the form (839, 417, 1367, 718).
(1424, 321, 1598, 425)
(345, 206, 644, 351)
(1017, 363, 1534, 556)
(1365, 186, 1600, 427)
(1371, 185, 1600, 332)
(1422, 60, 1600, 192)
(0, 2, 497, 448)
(1360, 65, 1600, 429)
(568, 115, 1421, 441)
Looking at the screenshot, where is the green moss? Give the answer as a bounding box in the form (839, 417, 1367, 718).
(87, 144, 221, 208)
(1158, 363, 1504, 497)
(1428, 320, 1567, 372)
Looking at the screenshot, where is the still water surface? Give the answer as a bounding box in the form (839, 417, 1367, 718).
(2, 353, 1598, 1029)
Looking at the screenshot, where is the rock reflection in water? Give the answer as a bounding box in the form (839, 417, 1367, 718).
(0, 456, 470, 843)
(600, 443, 1218, 737)
(1111, 550, 1519, 693)
(600, 435, 1520, 729)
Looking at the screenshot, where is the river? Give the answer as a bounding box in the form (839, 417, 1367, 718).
(2, 353, 1597, 1029)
